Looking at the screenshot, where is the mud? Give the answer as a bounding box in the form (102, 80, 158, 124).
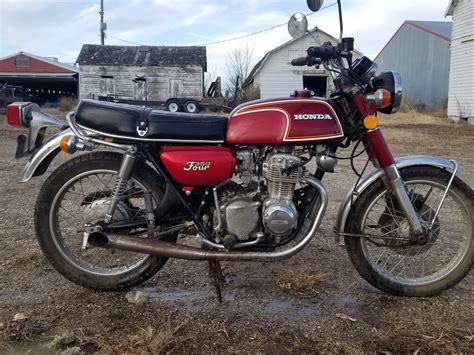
(0, 111, 473, 353)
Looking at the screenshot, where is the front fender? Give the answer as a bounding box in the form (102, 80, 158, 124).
(334, 155, 461, 235)
(19, 128, 72, 182)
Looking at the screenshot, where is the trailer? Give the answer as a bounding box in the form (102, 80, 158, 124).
(97, 78, 233, 113)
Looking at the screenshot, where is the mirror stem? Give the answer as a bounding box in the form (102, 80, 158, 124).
(337, 0, 343, 40)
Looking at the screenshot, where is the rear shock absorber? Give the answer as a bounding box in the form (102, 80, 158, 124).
(104, 151, 137, 223)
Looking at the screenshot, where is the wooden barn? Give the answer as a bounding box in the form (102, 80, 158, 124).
(374, 21, 452, 107)
(445, 0, 474, 123)
(243, 28, 363, 99)
(76, 44, 207, 103)
(0, 51, 78, 106)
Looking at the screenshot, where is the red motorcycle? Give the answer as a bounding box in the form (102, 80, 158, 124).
(7, 0, 473, 297)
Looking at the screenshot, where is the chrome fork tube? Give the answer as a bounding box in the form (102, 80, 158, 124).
(384, 164, 423, 235)
(104, 151, 137, 223)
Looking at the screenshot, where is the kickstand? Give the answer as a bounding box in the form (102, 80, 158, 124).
(208, 260, 224, 303)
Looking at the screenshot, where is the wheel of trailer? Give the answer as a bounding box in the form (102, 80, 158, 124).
(166, 99, 181, 112)
(35, 152, 177, 291)
(184, 100, 199, 114)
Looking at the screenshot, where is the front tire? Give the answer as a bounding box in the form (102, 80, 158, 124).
(35, 152, 175, 291)
(345, 166, 473, 296)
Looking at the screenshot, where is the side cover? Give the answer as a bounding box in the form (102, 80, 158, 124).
(160, 146, 236, 187)
(226, 97, 344, 145)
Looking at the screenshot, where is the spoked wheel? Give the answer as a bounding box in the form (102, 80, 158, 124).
(35, 152, 176, 290)
(345, 166, 473, 296)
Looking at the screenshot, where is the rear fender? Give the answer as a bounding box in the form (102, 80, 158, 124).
(19, 128, 72, 182)
(334, 155, 461, 235)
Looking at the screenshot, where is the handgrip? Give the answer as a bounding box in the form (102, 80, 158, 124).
(307, 45, 337, 60)
(291, 57, 308, 66)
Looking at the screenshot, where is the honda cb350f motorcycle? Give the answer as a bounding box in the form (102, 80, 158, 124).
(8, 0, 473, 297)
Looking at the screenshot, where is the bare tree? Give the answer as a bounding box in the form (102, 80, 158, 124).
(226, 41, 254, 103)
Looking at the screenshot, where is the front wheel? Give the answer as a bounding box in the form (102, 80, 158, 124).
(35, 152, 176, 291)
(345, 166, 473, 296)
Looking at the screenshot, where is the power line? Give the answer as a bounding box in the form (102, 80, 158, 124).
(107, 34, 143, 46)
(196, 2, 337, 46)
(107, 2, 337, 47)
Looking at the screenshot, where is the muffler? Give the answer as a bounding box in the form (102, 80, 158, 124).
(88, 176, 327, 261)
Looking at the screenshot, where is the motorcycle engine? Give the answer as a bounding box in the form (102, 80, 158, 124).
(262, 147, 302, 238)
(216, 147, 302, 246)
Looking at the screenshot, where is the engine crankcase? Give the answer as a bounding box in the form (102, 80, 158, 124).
(222, 197, 260, 241)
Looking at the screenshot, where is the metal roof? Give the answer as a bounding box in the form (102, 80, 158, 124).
(374, 21, 452, 61)
(408, 21, 452, 41)
(75, 44, 207, 71)
(0, 51, 78, 73)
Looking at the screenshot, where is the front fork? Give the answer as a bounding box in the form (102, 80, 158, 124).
(364, 128, 424, 236)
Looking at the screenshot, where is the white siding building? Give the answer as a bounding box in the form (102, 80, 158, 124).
(243, 29, 362, 99)
(445, 0, 474, 123)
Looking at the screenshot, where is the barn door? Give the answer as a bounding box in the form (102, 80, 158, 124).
(169, 79, 183, 98)
(134, 78, 147, 101)
(99, 76, 115, 96)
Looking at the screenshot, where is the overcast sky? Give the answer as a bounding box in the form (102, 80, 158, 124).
(0, 0, 450, 82)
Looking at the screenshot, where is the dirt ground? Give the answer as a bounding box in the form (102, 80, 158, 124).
(0, 109, 473, 354)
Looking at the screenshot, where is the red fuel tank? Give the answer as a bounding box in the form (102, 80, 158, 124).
(160, 146, 235, 187)
(226, 97, 344, 145)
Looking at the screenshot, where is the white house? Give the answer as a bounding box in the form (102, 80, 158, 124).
(243, 28, 363, 99)
(445, 0, 474, 123)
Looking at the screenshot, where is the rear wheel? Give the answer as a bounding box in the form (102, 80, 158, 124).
(345, 166, 473, 296)
(35, 152, 176, 291)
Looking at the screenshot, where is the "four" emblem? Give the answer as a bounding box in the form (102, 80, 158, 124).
(184, 161, 211, 171)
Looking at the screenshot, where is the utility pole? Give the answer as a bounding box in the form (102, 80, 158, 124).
(99, 0, 106, 45)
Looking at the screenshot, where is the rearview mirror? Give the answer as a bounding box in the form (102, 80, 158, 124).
(288, 13, 308, 39)
(307, 0, 324, 12)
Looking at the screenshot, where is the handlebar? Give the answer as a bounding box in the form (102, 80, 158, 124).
(307, 45, 338, 61)
(291, 56, 322, 67)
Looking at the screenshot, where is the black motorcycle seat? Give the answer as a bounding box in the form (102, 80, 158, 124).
(75, 100, 227, 142)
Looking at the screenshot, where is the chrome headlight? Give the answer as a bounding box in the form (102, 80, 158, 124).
(372, 71, 402, 114)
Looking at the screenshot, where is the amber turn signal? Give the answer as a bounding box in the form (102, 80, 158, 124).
(60, 135, 77, 153)
(363, 115, 379, 130)
(375, 89, 392, 109)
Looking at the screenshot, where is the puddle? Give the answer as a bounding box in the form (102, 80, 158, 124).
(263, 298, 318, 318)
(139, 287, 236, 311)
(0, 343, 51, 355)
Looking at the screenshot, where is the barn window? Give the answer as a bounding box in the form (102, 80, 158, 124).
(15, 56, 31, 68)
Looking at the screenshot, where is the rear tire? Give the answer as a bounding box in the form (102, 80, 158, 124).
(35, 152, 176, 291)
(345, 166, 473, 296)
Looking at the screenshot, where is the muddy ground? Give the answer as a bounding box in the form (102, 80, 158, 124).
(0, 109, 473, 354)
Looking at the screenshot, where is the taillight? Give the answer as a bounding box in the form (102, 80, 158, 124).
(6, 104, 22, 127)
(6, 102, 37, 128)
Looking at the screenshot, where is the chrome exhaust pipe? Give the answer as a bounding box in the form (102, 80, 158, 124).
(88, 176, 327, 261)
